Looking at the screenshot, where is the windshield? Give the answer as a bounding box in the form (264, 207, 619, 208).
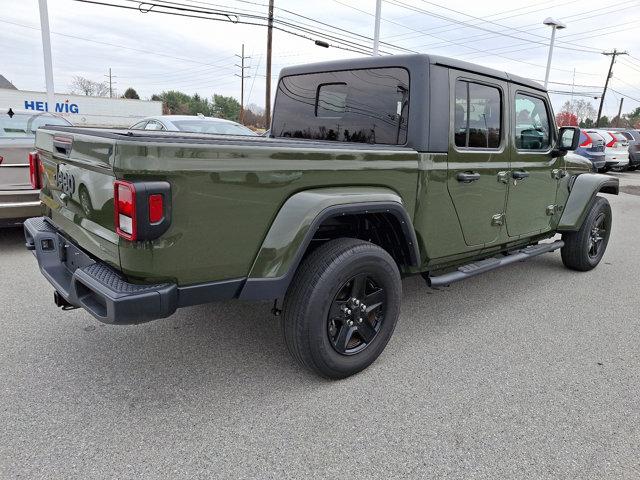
(170, 120, 256, 136)
(0, 113, 71, 138)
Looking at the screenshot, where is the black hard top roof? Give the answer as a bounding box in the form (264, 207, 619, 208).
(278, 53, 545, 92)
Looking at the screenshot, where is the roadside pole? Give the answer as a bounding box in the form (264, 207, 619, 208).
(615, 97, 624, 127)
(373, 0, 382, 55)
(38, 0, 55, 112)
(597, 49, 627, 127)
(235, 44, 250, 124)
(265, 0, 274, 129)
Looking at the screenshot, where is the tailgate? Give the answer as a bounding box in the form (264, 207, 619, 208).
(35, 127, 120, 269)
(0, 140, 33, 191)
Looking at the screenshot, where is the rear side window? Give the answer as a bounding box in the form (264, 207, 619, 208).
(272, 67, 409, 145)
(0, 113, 70, 137)
(514, 93, 551, 150)
(454, 80, 502, 149)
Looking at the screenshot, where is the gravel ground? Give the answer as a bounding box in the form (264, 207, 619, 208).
(1, 180, 639, 479)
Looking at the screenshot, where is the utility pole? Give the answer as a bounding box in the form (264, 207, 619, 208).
(104, 68, 117, 98)
(373, 0, 382, 55)
(235, 44, 250, 124)
(38, 0, 55, 112)
(597, 49, 627, 127)
(265, 0, 274, 130)
(615, 97, 624, 127)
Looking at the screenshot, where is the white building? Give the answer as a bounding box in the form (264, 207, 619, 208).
(0, 88, 162, 127)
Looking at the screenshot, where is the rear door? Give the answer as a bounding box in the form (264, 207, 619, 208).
(505, 88, 560, 237)
(447, 71, 510, 247)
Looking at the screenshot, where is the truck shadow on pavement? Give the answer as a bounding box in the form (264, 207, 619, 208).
(3, 223, 592, 406)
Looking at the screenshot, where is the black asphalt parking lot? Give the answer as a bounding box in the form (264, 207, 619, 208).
(2, 174, 640, 479)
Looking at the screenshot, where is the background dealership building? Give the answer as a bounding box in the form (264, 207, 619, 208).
(0, 75, 161, 127)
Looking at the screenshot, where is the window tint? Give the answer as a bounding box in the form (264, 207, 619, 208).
(622, 131, 633, 141)
(514, 93, 551, 150)
(130, 121, 147, 130)
(272, 67, 409, 145)
(453, 80, 501, 149)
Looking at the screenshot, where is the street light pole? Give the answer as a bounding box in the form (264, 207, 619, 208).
(373, 0, 382, 56)
(38, 0, 55, 112)
(542, 17, 566, 90)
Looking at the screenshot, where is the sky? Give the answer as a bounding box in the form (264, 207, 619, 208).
(1, 0, 640, 118)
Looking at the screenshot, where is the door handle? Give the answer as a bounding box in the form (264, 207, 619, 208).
(512, 170, 530, 180)
(456, 172, 481, 183)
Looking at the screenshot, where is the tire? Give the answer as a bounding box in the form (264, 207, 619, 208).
(282, 238, 402, 379)
(78, 185, 93, 217)
(561, 196, 612, 271)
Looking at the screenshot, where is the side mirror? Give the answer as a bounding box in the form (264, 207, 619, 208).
(558, 126, 580, 151)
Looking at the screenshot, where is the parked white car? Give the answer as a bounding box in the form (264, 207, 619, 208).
(130, 115, 257, 136)
(590, 129, 629, 171)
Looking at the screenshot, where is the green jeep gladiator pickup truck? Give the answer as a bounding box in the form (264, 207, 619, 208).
(24, 54, 618, 378)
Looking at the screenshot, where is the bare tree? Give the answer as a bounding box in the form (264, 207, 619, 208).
(560, 99, 597, 123)
(69, 76, 110, 97)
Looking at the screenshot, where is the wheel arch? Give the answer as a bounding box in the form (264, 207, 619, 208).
(238, 187, 420, 300)
(557, 173, 618, 232)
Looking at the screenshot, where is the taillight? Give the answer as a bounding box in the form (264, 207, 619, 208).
(580, 131, 592, 148)
(148, 194, 164, 223)
(114, 180, 137, 241)
(28, 151, 41, 189)
(0, 155, 4, 164)
(113, 180, 171, 241)
(606, 132, 617, 148)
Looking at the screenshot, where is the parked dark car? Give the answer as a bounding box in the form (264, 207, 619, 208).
(575, 129, 606, 172)
(621, 129, 640, 171)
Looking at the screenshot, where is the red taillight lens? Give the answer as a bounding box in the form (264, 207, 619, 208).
(0, 155, 4, 164)
(606, 132, 617, 148)
(148, 194, 163, 223)
(28, 151, 41, 189)
(579, 131, 592, 148)
(114, 180, 137, 240)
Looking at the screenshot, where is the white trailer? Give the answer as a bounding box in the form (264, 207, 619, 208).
(0, 88, 162, 127)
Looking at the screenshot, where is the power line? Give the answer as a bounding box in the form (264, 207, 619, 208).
(384, 0, 601, 54)
(73, 0, 381, 55)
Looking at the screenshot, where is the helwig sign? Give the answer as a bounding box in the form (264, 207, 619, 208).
(0, 88, 161, 127)
(24, 99, 80, 114)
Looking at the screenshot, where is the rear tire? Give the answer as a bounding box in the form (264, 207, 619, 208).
(561, 196, 612, 271)
(282, 238, 402, 379)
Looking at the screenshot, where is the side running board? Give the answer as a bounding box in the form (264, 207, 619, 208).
(425, 240, 564, 288)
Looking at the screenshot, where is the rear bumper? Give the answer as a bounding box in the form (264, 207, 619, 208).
(0, 190, 41, 220)
(24, 217, 243, 324)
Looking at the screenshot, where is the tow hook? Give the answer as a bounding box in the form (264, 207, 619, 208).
(53, 291, 77, 311)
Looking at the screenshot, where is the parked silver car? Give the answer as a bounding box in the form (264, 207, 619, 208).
(0, 109, 71, 225)
(590, 129, 629, 171)
(130, 115, 257, 136)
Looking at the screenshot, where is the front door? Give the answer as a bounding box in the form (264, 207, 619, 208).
(447, 71, 510, 247)
(506, 88, 561, 237)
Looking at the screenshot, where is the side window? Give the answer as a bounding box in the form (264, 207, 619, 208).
(131, 121, 147, 130)
(272, 67, 409, 145)
(454, 80, 502, 149)
(144, 121, 164, 131)
(514, 93, 551, 150)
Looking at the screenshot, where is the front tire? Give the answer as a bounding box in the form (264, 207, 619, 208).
(561, 196, 612, 271)
(282, 238, 402, 379)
